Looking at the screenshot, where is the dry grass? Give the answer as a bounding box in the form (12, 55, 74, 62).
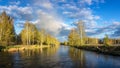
(4, 45, 50, 52)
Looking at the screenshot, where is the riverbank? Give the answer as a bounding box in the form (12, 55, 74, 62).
(73, 45, 120, 56)
(0, 45, 50, 52)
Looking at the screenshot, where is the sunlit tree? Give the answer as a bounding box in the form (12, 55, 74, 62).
(103, 34, 110, 46)
(0, 11, 16, 46)
(77, 21, 86, 46)
(37, 29, 46, 46)
(20, 21, 38, 45)
(68, 28, 80, 46)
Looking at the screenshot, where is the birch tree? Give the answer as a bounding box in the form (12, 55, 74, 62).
(77, 21, 86, 46)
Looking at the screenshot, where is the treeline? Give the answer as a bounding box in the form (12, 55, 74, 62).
(0, 11, 59, 46)
(67, 21, 120, 46)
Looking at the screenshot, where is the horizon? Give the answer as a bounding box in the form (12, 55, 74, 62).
(0, 0, 120, 42)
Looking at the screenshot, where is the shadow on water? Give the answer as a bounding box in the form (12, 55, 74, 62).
(0, 45, 120, 68)
(69, 47, 120, 68)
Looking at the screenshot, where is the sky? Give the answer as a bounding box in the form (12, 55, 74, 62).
(0, 0, 120, 42)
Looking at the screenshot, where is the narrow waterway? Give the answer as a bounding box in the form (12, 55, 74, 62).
(0, 45, 120, 68)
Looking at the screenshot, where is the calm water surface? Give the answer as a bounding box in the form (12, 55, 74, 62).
(0, 45, 120, 68)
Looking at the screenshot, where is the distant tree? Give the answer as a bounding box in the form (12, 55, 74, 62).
(43, 32, 60, 46)
(16, 34, 22, 45)
(103, 34, 110, 46)
(52, 37, 60, 45)
(86, 37, 98, 45)
(64, 41, 68, 45)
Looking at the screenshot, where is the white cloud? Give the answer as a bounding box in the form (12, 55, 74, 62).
(113, 21, 120, 25)
(31, 0, 102, 39)
(42, 2, 53, 9)
(35, 10, 66, 36)
(85, 0, 92, 5)
(62, 11, 71, 15)
(81, 0, 92, 5)
(63, 4, 79, 10)
(86, 29, 95, 33)
(78, 0, 105, 5)
(9, 1, 20, 5)
(32, 0, 53, 9)
(62, 7, 100, 29)
(86, 21, 120, 37)
(0, 5, 33, 20)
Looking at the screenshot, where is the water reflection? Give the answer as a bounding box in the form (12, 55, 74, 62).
(68, 47, 120, 68)
(69, 47, 86, 68)
(0, 46, 59, 68)
(0, 46, 120, 68)
(0, 52, 13, 68)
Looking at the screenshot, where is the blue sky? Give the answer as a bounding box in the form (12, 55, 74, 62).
(0, 0, 120, 41)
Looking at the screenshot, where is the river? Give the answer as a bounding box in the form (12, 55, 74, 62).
(0, 45, 120, 68)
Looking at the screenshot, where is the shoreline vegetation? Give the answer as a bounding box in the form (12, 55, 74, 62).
(0, 11, 60, 52)
(66, 20, 120, 56)
(71, 45, 120, 56)
(0, 45, 50, 52)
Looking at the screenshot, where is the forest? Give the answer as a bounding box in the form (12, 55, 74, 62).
(0, 11, 59, 47)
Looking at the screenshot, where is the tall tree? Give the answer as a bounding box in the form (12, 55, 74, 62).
(0, 11, 16, 46)
(68, 28, 80, 46)
(68, 29, 75, 46)
(77, 21, 86, 46)
(20, 21, 38, 45)
(45, 34, 52, 46)
(37, 29, 45, 46)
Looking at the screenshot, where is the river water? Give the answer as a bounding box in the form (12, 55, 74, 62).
(0, 45, 120, 68)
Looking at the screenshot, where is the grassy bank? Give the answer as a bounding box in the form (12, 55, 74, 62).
(73, 45, 120, 56)
(0, 45, 50, 52)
